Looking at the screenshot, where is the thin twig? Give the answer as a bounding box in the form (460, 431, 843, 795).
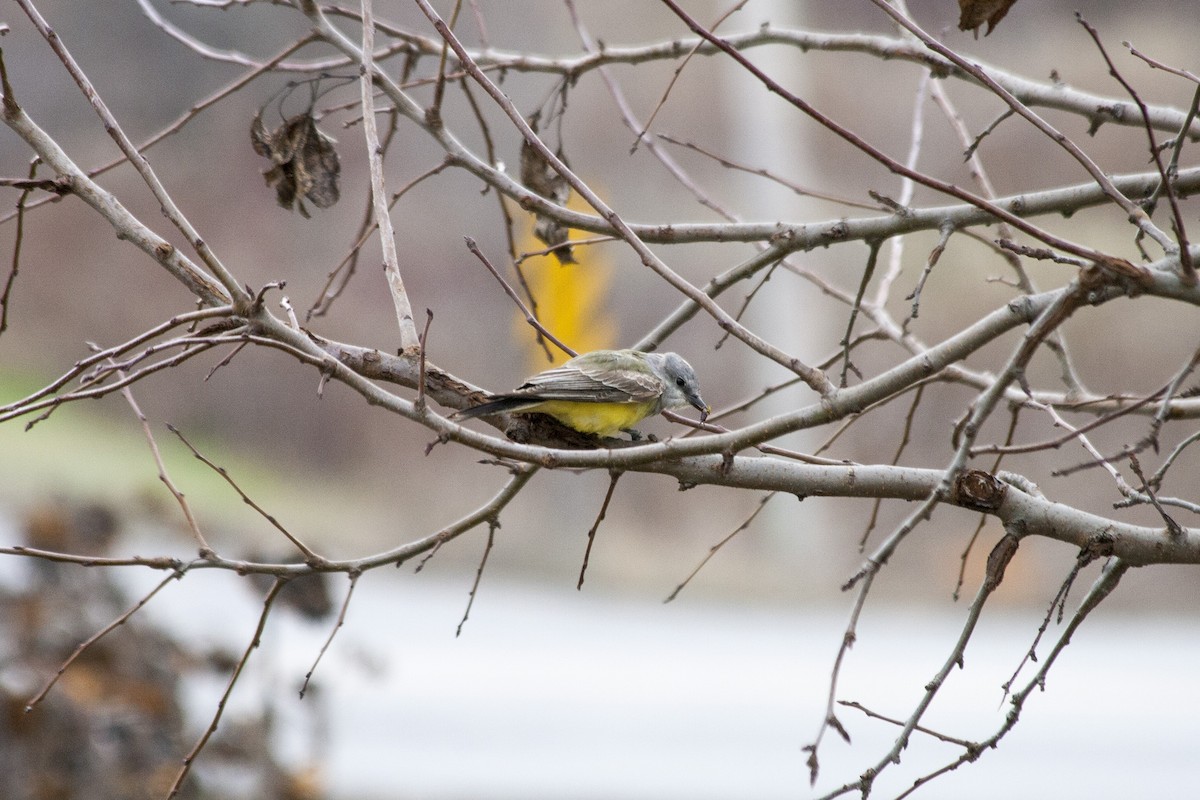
(838, 700, 977, 750)
(3, 33, 317, 227)
(167, 424, 321, 560)
(457, 520, 496, 636)
(905, 222, 954, 322)
(463, 236, 576, 358)
(418, 0, 830, 393)
(656, 134, 876, 211)
(415, 308, 434, 411)
(714, 262, 781, 351)
(1000, 548, 1098, 702)
(0, 55, 229, 305)
(456, 77, 546, 357)
(1077, 14, 1193, 280)
(428, 0, 462, 126)
(873, 64, 930, 306)
(869, 0, 1176, 261)
(0, 158, 38, 335)
(1126, 42, 1200, 84)
(839, 241, 880, 387)
(665, 492, 773, 602)
(1150, 419, 1200, 489)
(308, 154, 448, 320)
(659, 0, 1150, 278)
(301, 572, 360, 698)
(578, 471, 621, 590)
(875, 559, 1130, 800)
(1128, 454, 1183, 536)
(926, 74, 1085, 395)
(803, 570, 874, 784)
(116, 372, 213, 555)
(168, 577, 287, 798)
(819, 533, 1022, 797)
(25, 567, 186, 712)
(972, 383, 1167, 456)
(858, 384, 925, 551)
(1146, 344, 1200, 454)
(16, 0, 246, 302)
(630, 1, 748, 152)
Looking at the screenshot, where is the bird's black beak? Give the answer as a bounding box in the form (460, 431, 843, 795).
(690, 395, 710, 424)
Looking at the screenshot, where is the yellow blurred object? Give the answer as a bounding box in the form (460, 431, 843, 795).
(515, 193, 617, 369)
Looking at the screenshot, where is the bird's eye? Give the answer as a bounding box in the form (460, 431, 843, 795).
(675, 378, 686, 387)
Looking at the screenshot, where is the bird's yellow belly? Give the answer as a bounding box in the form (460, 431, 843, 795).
(532, 400, 656, 437)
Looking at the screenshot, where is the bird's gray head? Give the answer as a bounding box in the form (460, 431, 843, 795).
(647, 352, 709, 422)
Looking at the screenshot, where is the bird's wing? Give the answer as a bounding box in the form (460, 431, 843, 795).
(516, 356, 665, 403)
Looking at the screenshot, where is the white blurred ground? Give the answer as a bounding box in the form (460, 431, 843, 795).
(117, 558, 1200, 800)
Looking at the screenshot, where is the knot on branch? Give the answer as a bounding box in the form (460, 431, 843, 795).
(823, 221, 849, 242)
(1079, 258, 1153, 297)
(1082, 530, 1116, 561)
(953, 469, 1007, 512)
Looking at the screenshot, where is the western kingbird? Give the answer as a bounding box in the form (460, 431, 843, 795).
(454, 348, 708, 437)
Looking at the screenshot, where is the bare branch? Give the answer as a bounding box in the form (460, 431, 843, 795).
(416, 0, 832, 393)
(869, 0, 1178, 258)
(16, 0, 248, 302)
(359, 0, 420, 349)
(659, 0, 1150, 277)
(0, 65, 229, 304)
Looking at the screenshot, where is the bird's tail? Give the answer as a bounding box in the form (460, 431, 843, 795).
(452, 395, 543, 421)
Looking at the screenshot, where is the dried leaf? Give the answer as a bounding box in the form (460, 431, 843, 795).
(250, 108, 341, 218)
(533, 216, 575, 263)
(249, 109, 273, 158)
(958, 0, 1018, 37)
(264, 163, 298, 216)
(519, 114, 575, 264)
(298, 118, 340, 211)
(520, 137, 570, 205)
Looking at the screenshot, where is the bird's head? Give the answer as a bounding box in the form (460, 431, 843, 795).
(651, 352, 709, 423)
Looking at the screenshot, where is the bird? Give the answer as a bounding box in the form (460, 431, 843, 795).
(453, 348, 709, 438)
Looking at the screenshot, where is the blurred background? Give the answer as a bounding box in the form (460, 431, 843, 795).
(1, 1, 1199, 798)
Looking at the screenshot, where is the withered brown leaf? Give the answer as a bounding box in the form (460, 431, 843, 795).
(958, 0, 1018, 37)
(250, 109, 340, 219)
(519, 115, 576, 264)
